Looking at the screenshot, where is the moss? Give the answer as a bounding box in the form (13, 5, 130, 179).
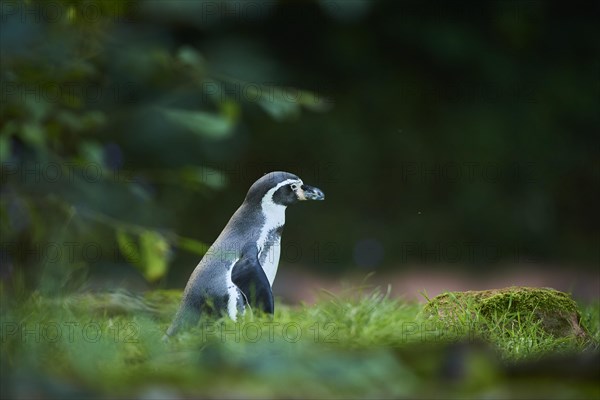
(423, 286, 589, 340)
(478, 287, 578, 315)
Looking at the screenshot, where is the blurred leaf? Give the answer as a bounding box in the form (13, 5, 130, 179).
(177, 46, 206, 70)
(258, 95, 300, 121)
(116, 229, 170, 282)
(20, 123, 45, 149)
(78, 141, 105, 165)
(161, 108, 234, 138)
(297, 90, 334, 112)
(177, 236, 209, 256)
(139, 231, 169, 282)
(116, 230, 141, 267)
(255, 87, 332, 120)
(66, 6, 77, 23)
(218, 99, 241, 121)
(179, 166, 228, 190)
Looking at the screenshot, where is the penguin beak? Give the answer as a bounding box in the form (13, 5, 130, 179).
(298, 184, 325, 201)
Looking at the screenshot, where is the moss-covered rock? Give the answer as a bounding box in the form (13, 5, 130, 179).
(423, 286, 589, 340)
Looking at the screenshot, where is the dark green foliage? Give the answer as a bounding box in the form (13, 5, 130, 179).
(0, 0, 329, 289)
(1, 1, 598, 293)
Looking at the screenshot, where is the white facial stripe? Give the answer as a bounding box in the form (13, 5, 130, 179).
(265, 179, 303, 202)
(260, 178, 302, 212)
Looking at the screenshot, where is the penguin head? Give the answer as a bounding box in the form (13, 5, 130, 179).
(245, 171, 325, 207)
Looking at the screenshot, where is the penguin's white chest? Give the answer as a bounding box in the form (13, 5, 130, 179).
(259, 235, 281, 286)
(257, 199, 286, 286)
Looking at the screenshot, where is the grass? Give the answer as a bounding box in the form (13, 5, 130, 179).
(1, 286, 599, 399)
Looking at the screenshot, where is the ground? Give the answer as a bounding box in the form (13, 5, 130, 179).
(1, 286, 599, 399)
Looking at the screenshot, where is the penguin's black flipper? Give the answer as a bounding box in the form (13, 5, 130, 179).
(231, 244, 274, 314)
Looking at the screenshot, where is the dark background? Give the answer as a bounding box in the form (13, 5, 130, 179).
(1, 0, 598, 300)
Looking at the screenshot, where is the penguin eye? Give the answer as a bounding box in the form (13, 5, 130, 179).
(290, 183, 299, 191)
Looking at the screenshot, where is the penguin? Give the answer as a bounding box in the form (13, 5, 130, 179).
(165, 171, 324, 337)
